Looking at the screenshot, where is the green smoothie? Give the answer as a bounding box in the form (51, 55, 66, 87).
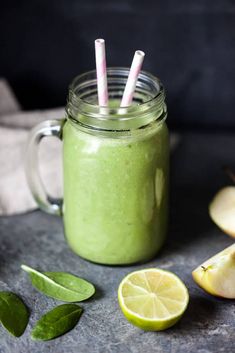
(63, 115, 169, 265)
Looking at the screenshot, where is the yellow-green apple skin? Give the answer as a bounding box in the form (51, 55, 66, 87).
(192, 244, 235, 299)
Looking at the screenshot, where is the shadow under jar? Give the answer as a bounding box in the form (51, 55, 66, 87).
(26, 68, 169, 265)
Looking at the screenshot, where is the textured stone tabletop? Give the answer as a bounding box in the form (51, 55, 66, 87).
(0, 131, 234, 353)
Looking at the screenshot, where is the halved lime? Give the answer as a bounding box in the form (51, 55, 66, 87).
(118, 268, 189, 331)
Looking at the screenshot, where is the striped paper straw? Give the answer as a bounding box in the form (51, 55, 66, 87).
(120, 50, 145, 107)
(95, 39, 108, 106)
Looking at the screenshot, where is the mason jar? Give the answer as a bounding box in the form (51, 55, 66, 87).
(26, 68, 169, 265)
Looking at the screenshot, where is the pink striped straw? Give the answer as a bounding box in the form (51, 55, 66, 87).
(120, 50, 145, 107)
(95, 39, 108, 106)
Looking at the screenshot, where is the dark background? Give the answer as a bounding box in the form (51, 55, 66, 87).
(0, 0, 235, 131)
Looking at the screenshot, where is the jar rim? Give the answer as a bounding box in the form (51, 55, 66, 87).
(66, 67, 167, 132)
(68, 67, 164, 112)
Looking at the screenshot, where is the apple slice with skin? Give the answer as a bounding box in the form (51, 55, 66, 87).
(192, 243, 235, 298)
(209, 186, 235, 238)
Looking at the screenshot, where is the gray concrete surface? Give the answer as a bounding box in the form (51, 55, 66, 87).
(0, 131, 234, 353)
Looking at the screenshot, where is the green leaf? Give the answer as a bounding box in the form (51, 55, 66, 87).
(21, 264, 95, 302)
(0, 291, 29, 337)
(31, 304, 83, 341)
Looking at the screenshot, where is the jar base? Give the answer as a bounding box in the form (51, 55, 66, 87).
(66, 241, 165, 266)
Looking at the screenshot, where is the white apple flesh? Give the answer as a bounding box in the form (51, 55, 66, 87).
(209, 186, 235, 238)
(192, 244, 235, 298)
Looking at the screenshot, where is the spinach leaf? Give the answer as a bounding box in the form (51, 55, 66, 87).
(0, 291, 29, 337)
(31, 304, 83, 340)
(21, 264, 95, 302)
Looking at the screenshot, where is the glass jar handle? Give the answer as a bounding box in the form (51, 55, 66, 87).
(25, 119, 64, 216)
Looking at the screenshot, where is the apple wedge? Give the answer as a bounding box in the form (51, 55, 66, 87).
(192, 243, 235, 298)
(209, 186, 235, 238)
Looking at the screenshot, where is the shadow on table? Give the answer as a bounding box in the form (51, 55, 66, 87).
(166, 134, 221, 251)
(179, 294, 218, 330)
(161, 294, 218, 335)
(167, 183, 213, 248)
